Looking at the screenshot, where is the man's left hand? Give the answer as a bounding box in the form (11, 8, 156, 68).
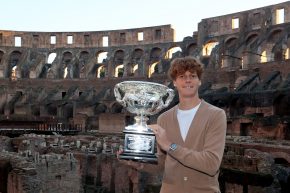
(150, 124, 171, 152)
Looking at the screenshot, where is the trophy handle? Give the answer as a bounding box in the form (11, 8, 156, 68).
(114, 84, 126, 107)
(155, 88, 174, 112)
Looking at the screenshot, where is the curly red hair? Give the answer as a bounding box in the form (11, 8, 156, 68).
(168, 57, 204, 80)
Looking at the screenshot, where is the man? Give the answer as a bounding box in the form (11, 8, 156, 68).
(120, 57, 227, 193)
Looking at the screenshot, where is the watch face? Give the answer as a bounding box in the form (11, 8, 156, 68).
(170, 143, 177, 151)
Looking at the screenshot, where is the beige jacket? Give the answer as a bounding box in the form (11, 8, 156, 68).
(146, 100, 227, 193)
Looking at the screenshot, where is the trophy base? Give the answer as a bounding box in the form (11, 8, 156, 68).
(119, 152, 158, 164)
(121, 130, 157, 164)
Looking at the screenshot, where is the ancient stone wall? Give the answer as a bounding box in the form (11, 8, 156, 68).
(0, 25, 175, 48)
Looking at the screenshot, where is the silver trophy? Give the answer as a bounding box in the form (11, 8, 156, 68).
(114, 81, 174, 163)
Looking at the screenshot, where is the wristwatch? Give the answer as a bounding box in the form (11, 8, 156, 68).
(169, 143, 178, 152)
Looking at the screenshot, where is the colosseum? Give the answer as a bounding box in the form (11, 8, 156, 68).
(0, 1, 290, 193)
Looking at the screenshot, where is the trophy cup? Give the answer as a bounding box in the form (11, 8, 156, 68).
(114, 81, 174, 163)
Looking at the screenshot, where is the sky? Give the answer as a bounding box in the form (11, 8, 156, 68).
(0, 0, 287, 41)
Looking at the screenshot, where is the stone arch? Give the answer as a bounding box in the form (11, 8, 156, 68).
(132, 64, 138, 75)
(96, 65, 106, 78)
(245, 33, 259, 47)
(268, 28, 283, 43)
(113, 50, 125, 77)
(8, 50, 22, 79)
(0, 50, 5, 65)
(96, 51, 108, 63)
(62, 51, 73, 64)
(115, 64, 124, 77)
(258, 47, 269, 63)
(258, 29, 284, 63)
(242, 33, 259, 67)
(38, 52, 56, 79)
(149, 47, 162, 62)
(132, 48, 144, 63)
(79, 51, 90, 66)
(165, 46, 182, 59)
(225, 36, 238, 48)
(202, 40, 219, 56)
(93, 51, 108, 78)
(62, 51, 73, 79)
(148, 61, 160, 78)
(113, 50, 125, 64)
(269, 29, 285, 61)
(47, 52, 57, 64)
(130, 48, 144, 76)
(282, 35, 290, 59)
(272, 44, 284, 61)
(222, 36, 240, 68)
(78, 51, 89, 77)
(185, 43, 197, 56)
